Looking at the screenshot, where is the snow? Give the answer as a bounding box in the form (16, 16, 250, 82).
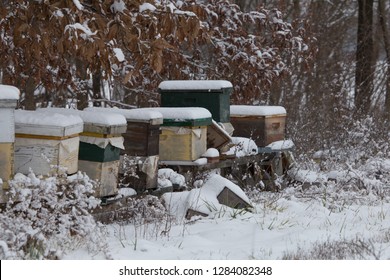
(15, 110, 83, 128)
(267, 139, 294, 151)
(118, 187, 137, 197)
(139, 3, 156, 13)
(148, 107, 212, 120)
(111, 0, 127, 13)
(60, 177, 390, 260)
(113, 48, 125, 62)
(230, 105, 287, 116)
(0, 85, 20, 100)
(64, 23, 97, 38)
(227, 137, 258, 157)
(158, 168, 186, 188)
(162, 174, 251, 220)
(84, 107, 163, 124)
(202, 148, 219, 158)
(158, 80, 233, 91)
(3, 159, 390, 261)
(37, 108, 127, 126)
(72, 0, 83, 10)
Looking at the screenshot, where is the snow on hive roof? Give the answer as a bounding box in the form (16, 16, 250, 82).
(158, 80, 233, 91)
(15, 110, 84, 136)
(230, 105, 286, 116)
(148, 107, 212, 120)
(0, 85, 20, 100)
(38, 108, 127, 126)
(84, 107, 163, 124)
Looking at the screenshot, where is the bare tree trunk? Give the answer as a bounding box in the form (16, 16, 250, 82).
(24, 76, 36, 110)
(378, 0, 390, 118)
(92, 67, 102, 107)
(355, 0, 375, 116)
(75, 59, 89, 110)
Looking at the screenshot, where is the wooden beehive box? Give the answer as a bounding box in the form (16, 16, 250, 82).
(158, 80, 233, 123)
(38, 108, 127, 162)
(84, 107, 163, 157)
(14, 110, 83, 176)
(0, 143, 14, 188)
(0, 85, 20, 188)
(78, 160, 120, 197)
(84, 107, 163, 193)
(230, 105, 287, 147)
(149, 107, 212, 161)
(38, 108, 127, 197)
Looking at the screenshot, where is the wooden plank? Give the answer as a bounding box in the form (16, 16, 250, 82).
(14, 136, 80, 175)
(15, 133, 79, 141)
(207, 120, 231, 149)
(78, 160, 119, 197)
(15, 122, 83, 137)
(0, 143, 14, 189)
(217, 187, 252, 209)
(80, 132, 120, 138)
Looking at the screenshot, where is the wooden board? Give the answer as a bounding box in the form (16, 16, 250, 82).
(78, 160, 119, 197)
(0, 143, 14, 189)
(15, 122, 83, 137)
(14, 136, 80, 175)
(122, 122, 160, 157)
(217, 187, 252, 209)
(0, 99, 18, 108)
(159, 126, 207, 161)
(207, 120, 231, 150)
(230, 115, 286, 147)
(0, 109, 15, 143)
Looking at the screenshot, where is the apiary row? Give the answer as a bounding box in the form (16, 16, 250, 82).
(1, 81, 289, 199)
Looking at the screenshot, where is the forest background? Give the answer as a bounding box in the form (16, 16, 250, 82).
(1, 0, 390, 158)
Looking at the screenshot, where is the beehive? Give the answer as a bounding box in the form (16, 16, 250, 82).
(14, 110, 83, 176)
(159, 80, 232, 123)
(148, 107, 212, 161)
(0, 85, 19, 189)
(38, 108, 127, 197)
(230, 105, 287, 147)
(85, 107, 163, 157)
(84, 107, 164, 193)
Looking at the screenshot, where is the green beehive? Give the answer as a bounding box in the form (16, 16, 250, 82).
(158, 80, 233, 123)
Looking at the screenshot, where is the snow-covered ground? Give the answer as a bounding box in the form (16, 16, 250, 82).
(63, 171, 390, 260)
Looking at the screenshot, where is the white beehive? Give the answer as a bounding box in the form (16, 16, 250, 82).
(0, 85, 19, 189)
(14, 110, 83, 176)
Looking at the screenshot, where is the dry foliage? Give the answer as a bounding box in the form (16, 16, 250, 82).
(0, 0, 311, 108)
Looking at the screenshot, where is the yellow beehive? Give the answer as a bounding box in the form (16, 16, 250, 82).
(147, 107, 212, 162)
(0, 143, 14, 189)
(159, 126, 208, 161)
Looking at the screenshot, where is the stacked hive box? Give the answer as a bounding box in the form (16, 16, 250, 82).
(84, 107, 163, 193)
(147, 107, 212, 162)
(14, 110, 83, 176)
(230, 105, 287, 147)
(158, 80, 234, 135)
(0, 85, 19, 190)
(39, 108, 127, 197)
